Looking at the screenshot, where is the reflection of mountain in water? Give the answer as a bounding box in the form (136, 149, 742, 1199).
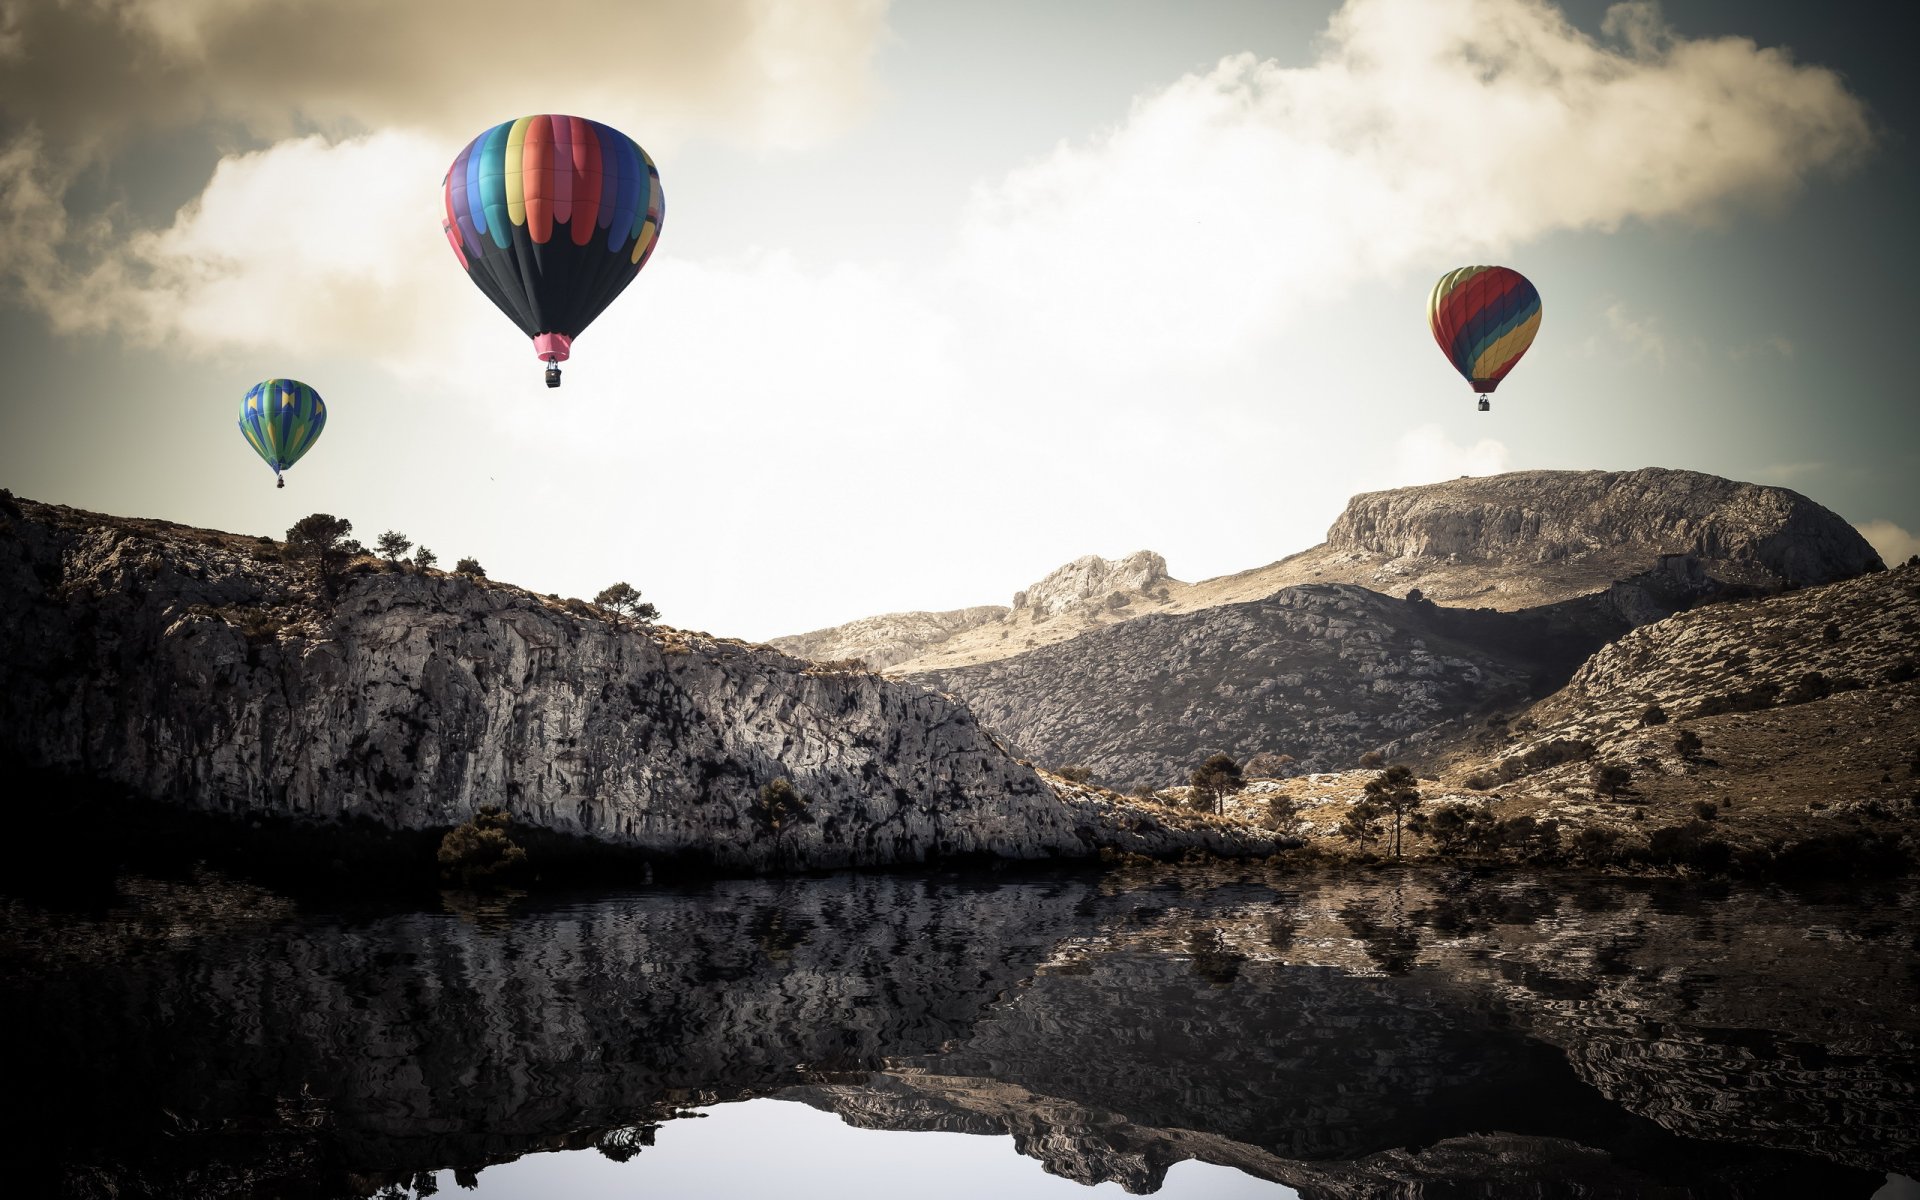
(4, 872, 1914, 1197)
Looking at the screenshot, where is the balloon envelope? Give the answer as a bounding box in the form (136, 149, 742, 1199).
(442, 115, 664, 364)
(238, 379, 326, 482)
(1428, 266, 1541, 394)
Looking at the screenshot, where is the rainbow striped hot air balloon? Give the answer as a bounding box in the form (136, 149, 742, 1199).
(1428, 266, 1542, 411)
(442, 115, 665, 388)
(238, 379, 326, 488)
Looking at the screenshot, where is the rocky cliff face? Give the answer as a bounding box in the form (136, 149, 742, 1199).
(0, 497, 1276, 868)
(1012, 550, 1168, 616)
(1325, 467, 1880, 586)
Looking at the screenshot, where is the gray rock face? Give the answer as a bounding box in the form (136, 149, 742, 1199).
(769, 605, 1008, 670)
(910, 585, 1610, 790)
(0, 500, 1104, 870)
(1014, 550, 1169, 615)
(1328, 468, 1882, 585)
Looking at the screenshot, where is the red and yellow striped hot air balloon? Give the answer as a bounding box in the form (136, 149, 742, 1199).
(1428, 266, 1542, 411)
(443, 115, 664, 388)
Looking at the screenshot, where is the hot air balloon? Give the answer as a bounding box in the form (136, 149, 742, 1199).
(238, 378, 326, 488)
(1428, 266, 1541, 411)
(442, 115, 665, 388)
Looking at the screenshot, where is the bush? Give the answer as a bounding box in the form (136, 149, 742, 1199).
(1592, 763, 1632, 799)
(1646, 819, 1731, 872)
(1570, 825, 1622, 865)
(1780, 671, 1833, 705)
(437, 806, 527, 888)
(1105, 591, 1130, 611)
(1497, 739, 1595, 782)
(1053, 765, 1094, 784)
(1822, 621, 1842, 643)
(454, 557, 486, 577)
(1674, 729, 1704, 759)
(1358, 750, 1385, 769)
(1405, 587, 1424, 603)
(1243, 751, 1296, 779)
(1462, 774, 1497, 791)
(1690, 681, 1780, 719)
(1692, 800, 1718, 821)
(1265, 794, 1301, 834)
(413, 546, 438, 571)
(1640, 704, 1669, 726)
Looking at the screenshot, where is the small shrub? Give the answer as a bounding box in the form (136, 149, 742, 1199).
(1265, 794, 1301, 834)
(1885, 658, 1918, 684)
(1592, 763, 1632, 799)
(1053, 765, 1094, 784)
(1640, 704, 1669, 726)
(1497, 739, 1595, 782)
(454, 557, 486, 578)
(1780, 671, 1832, 705)
(1690, 681, 1780, 719)
(437, 806, 528, 888)
(1358, 750, 1385, 769)
(1243, 751, 1296, 779)
(413, 546, 437, 571)
(1674, 729, 1704, 759)
(1646, 820, 1731, 872)
(1570, 825, 1622, 865)
(1405, 587, 1425, 603)
(1105, 591, 1130, 611)
(1822, 621, 1841, 644)
(1692, 800, 1718, 821)
(1462, 773, 1497, 791)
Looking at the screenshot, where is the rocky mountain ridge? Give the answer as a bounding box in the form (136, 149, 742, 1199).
(0, 494, 1279, 871)
(780, 468, 1880, 675)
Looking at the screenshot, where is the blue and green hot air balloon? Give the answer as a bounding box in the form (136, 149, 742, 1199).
(238, 378, 326, 488)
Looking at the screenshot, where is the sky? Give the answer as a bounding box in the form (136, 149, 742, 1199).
(1, 0, 1915, 642)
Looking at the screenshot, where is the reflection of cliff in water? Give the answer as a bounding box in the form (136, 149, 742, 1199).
(4, 871, 1914, 1197)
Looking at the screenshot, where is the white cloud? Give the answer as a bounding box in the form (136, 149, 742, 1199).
(1855, 520, 1920, 566)
(951, 0, 1871, 368)
(1383, 423, 1513, 488)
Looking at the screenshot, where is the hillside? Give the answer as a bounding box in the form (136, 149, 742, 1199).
(907, 582, 1645, 793)
(0, 493, 1282, 873)
(1232, 562, 1920, 873)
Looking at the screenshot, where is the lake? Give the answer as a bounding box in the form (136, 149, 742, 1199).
(3, 866, 1916, 1198)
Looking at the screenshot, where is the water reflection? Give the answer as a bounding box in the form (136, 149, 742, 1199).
(2, 870, 1915, 1197)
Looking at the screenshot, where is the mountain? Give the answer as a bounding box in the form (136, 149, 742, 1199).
(0, 492, 1280, 872)
(887, 469, 1885, 788)
(777, 468, 1882, 677)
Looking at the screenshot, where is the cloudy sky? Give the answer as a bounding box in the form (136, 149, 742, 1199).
(2, 0, 1914, 640)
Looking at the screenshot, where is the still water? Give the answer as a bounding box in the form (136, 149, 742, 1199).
(3, 867, 1916, 1198)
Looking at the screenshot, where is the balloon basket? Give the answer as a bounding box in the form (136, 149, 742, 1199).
(1477, 396, 1490, 412)
(545, 365, 563, 389)
(276, 477, 285, 489)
